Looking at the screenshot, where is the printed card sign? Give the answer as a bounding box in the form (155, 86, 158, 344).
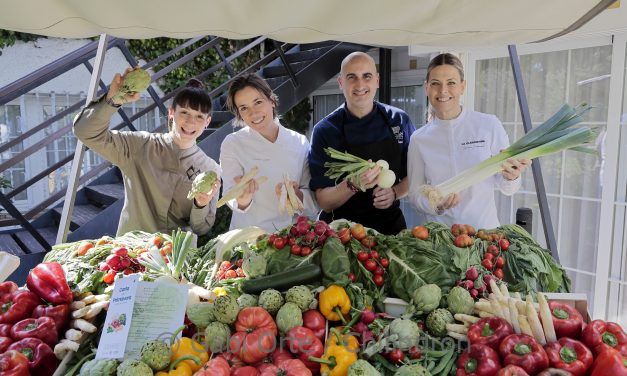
(96, 275, 188, 359)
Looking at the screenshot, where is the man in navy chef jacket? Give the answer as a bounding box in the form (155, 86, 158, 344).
(308, 52, 416, 235)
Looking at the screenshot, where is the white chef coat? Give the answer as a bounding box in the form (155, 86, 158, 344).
(407, 107, 521, 229)
(220, 123, 318, 232)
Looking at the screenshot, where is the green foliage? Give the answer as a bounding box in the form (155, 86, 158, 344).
(0, 30, 42, 51)
(281, 97, 313, 135)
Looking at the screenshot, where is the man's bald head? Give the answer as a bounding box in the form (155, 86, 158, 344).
(340, 52, 377, 75)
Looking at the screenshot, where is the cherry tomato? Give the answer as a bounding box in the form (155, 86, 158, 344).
(369, 250, 379, 260)
(495, 256, 505, 268)
(300, 246, 312, 256)
(499, 238, 510, 251)
(374, 267, 385, 276)
(220, 261, 232, 270)
(409, 346, 422, 360)
(348, 273, 356, 282)
(357, 251, 369, 262)
(268, 234, 278, 244)
(225, 269, 238, 279)
(273, 237, 287, 250)
(494, 268, 505, 280)
(481, 259, 494, 270)
(487, 244, 500, 256)
(288, 237, 298, 246)
(338, 228, 351, 244)
(380, 258, 389, 268)
(484, 252, 495, 261)
(103, 270, 116, 284)
(290, 244, 302, 256)
(365, 259, 377, 272)
(373, 274, 385, 287)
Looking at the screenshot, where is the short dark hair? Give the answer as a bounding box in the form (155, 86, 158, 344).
(226, 73, 278, 120)
(426, 53, 465, 82)
(171, 78, 212, 114)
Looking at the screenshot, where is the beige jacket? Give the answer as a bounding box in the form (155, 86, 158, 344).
(73, 98, 219, 236)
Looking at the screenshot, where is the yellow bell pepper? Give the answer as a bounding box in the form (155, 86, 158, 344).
(156, 355, 200, 376)
(212, 287, 227, 297)
(170, 337, 208, 372)
(318, 285, 351, 323)
(310, 329, 358, 376)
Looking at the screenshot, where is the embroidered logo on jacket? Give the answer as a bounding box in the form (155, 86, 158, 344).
(391, 126, 403, 144)
(186, 166, 202, 180)
(461, 139, 486, 149)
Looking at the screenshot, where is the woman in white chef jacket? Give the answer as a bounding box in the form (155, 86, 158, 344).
(407, 53, 531, 229)
(220, 73, 317, 231)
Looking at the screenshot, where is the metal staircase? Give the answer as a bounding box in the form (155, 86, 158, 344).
(0, 37, 370, 266)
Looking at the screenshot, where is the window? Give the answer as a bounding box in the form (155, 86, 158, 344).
(0, 104, 27, 201)
(474, 45, 612, 309)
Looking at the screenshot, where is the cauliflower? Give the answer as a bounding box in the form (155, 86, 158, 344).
(258, 289, 284, 315)
(212, 294, 239, 324)
(187, 302, 214, 329)
(187, 171, 218, 199)
(116, 359, 153, 376)
(394, 364, 431, 376)
(447, 286, 474, 315)
(80, 359, 118, 376)
(237, 294, 258, 309)
(139, 340, 170, 371)
(276, 302, 303, 334)
(285, 285, 314, 312)
(204, 321, 231, 353)
(412, 284, 441, 314)
(426, 308, 454, 337)
(348, 359, 382, 376)
(242, 252, 267, 278)
(388, 318, 419, 350)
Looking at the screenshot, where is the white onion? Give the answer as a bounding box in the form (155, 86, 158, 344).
(377, 169, 396, 188)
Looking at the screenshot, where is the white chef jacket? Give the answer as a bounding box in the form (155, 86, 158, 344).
(220, 123, 318, 232)
(407, 108, 521, 229)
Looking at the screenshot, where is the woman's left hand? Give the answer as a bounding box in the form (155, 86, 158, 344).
(373, 186, 396, 209)
(501, 157, 531, 181)
(194, 180, 220, 208)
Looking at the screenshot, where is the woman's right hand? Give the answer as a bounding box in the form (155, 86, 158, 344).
(436, 193, 460, 212)
(106, 67, 142, 106)
(234, 175, 258, 210)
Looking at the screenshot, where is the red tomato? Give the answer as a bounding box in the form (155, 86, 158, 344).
(494, 268, 505, 280)
(387, 348, 405, 364)
(482, 259, 494, 270)
(273, 237, 287, 250)
(300, 246, 312, 256)
(361, 235, 377, 248)
(499, 239, 510, 251)
(374, 267, 384, 276)
(350, 224, 366, 241)
(225, 269, 238, 279)
(369, 250, 379, 260)
(338, 228, 351, 244)
(373, 274, 384, 286)
(495, 257, 505, 268)
(357, 251, 369, 262)
(380, 258, 389, 268)
(484, 253, 495, 261)
(365, 259, 377, 272)
(231, 307, 278, 364)
(411, 225, 429, 240)
(348, 273, 356, 282)
(290, 244, 302, 256)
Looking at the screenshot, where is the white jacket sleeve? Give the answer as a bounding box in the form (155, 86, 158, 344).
(407, 133, 439, 215)
(298, 139, 319, 217)
(219, 136, 253, 213)
(491, 117, 521, 196)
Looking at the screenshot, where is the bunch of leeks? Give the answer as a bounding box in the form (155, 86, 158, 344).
(420, 104, 597, 209)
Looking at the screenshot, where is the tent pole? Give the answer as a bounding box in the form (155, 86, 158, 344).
(55, 34, 109, 245)
(507, 44, 559, 262)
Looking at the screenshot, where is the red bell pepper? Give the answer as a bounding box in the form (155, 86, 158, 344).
(8, 337, 57, 376)
(0, 350, 30, 376)
(544, 337, 593, 376)
(285, 326, 324, 374)
(499, 334, 550, 376)
(456, 344, 501, 376)
(10, 316, 58, 347)
(495, 365, 530, 376)
(0, 290, 41, 324)
(0, 281, 18, 300)
(549, 301, 583, 339)
(582, 320, 627, 356)
(468, 317, 514, 351)
(32, 304, 70, 334)
(0, 336, 13, 353)
(0, 323, 11, 336)
(26, 262, 73, 305)
(589, 348, 627, 376)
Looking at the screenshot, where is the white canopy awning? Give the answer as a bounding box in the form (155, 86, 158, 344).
(0, 0, 615, 46)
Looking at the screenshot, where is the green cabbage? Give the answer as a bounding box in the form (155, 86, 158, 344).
(447, 286, 474, 315)
(204, 321, 231, 353)
(285, 285, 314, 312)
(412, 284, 441, 314)
(276, 302, 303, 334)
(187, 171, 218, 199)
